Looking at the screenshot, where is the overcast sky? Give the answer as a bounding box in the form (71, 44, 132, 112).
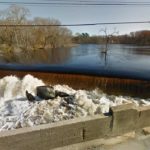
(0, 0, 150, 35)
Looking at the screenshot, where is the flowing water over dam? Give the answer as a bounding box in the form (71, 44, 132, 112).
(0, 44, 150, 131)
(0, 44, 149, 98)
(0, 74, 149, 131)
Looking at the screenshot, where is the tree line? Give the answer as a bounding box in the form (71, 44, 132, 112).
(0, 5, 149, 54)
(72, 30, 150, 46)
(0, 5, 72, 52)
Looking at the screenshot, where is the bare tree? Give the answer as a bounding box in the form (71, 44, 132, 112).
(100, 27, 119, 53)
(4, 5, 30, 23)
(0, 5, 30, 50)
(99, 27, 118, 66)
(0, 5, 72, 52)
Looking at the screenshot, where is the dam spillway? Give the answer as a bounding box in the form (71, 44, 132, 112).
(0, 44, 150, 98)
(0, 63, 149, 98)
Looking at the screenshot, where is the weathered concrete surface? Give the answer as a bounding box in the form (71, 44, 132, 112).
(110, 103, 139, 135)
(53, 132, 150, 150)
(53, 132, 136, 150)
(0, 127, 41, 150)
(102, 134, 150, 150)
(138, 106, 150, 128)
(83, 115, 112, 141)
(0, 115, 111, 150)
(143, 127, 150, 135)
(1, 103, 150, 150)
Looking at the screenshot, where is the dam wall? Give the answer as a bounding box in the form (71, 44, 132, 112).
(0, 70, 149, 98)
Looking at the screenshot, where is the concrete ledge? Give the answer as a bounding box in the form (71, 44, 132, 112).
(138, 106, 150, 128)
(83, 115, 112, 141)
(53, 132, 135, 150)
(0, 115, 111, 150)
(1, 103, 150, 150)
(110, 104, 139, 136)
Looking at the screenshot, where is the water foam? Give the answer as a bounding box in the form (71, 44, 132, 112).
(0, 75, 149, 131)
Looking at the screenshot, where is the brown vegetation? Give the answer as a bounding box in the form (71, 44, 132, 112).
(118, 30, 150, 45)
(0, 5, 149, 56)
(0, 5, 72, 52)
(73, 30, 150, 46)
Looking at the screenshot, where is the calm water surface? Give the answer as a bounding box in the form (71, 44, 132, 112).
(0, 44, 150, 80)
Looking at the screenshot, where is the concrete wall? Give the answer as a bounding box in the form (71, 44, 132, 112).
(0, 103, 150, 150)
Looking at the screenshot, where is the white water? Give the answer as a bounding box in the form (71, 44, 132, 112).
(0, 74, 149, 131)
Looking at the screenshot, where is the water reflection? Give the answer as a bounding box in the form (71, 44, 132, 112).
(100, 52, 107, 66)
(0, 44, 150, 80)
(126, 47, 150, 55)
(0, 48, 72, 64)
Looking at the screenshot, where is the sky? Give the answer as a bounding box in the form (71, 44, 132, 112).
(0, 0, 150, 35)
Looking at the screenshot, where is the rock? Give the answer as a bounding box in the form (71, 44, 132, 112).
(36, 86, 55, 100)
(64, 95, 75, 105)
(55, 90, 70, 97)
(26, 90, 36, 102)
(36, 86, 72, 100)
(61, 102, 72, 110)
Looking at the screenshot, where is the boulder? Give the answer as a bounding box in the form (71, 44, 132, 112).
(26, 90, 36, 102)
(36, 86, 56, 100)
(36, 86, 72, 100)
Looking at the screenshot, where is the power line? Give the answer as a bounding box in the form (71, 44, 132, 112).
(0, 21, 149, 27)
(37, 0, 150, 2)
(31, 0, 150, 2)
(0, 1, 150, 6)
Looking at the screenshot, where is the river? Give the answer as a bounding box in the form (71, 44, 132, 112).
(0, 44, 150, 80)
